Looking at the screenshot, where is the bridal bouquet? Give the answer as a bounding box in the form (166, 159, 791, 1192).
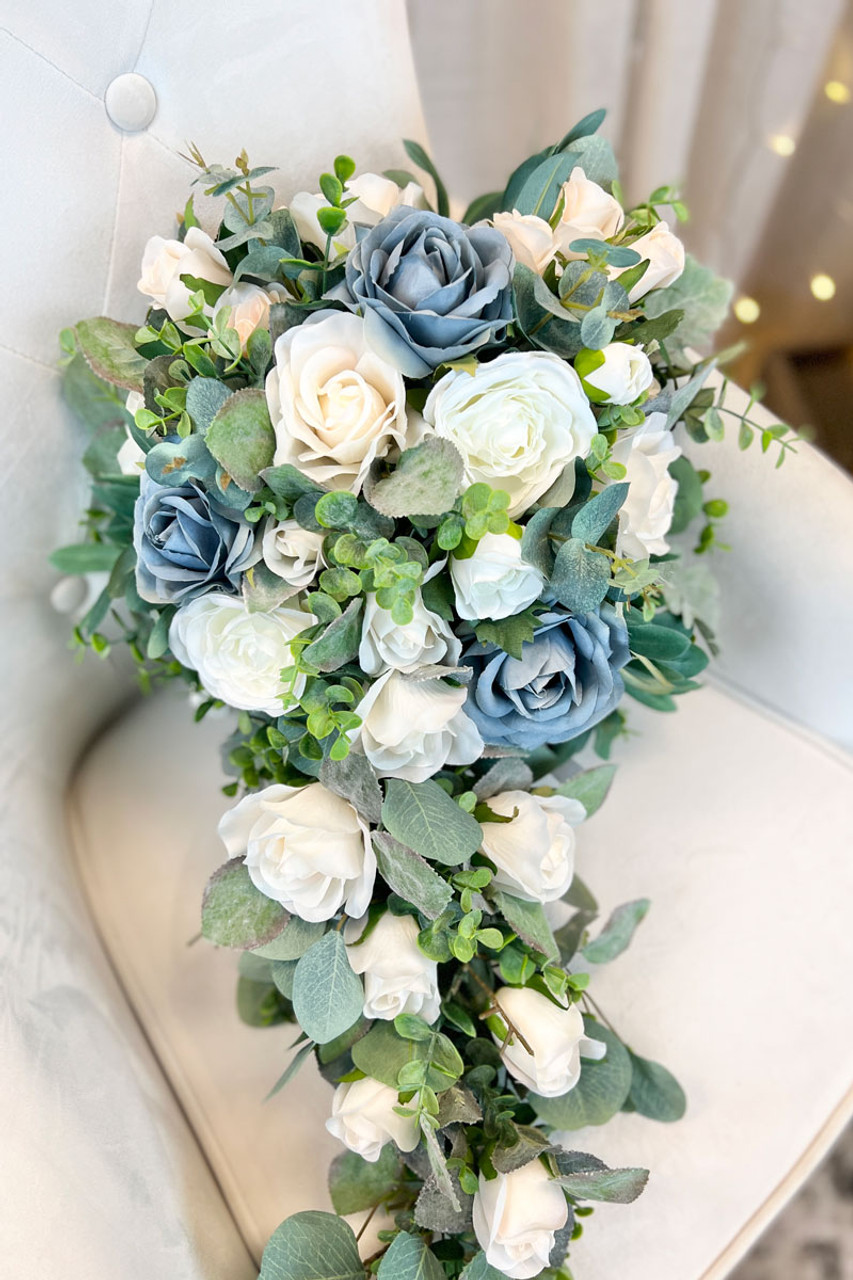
(53, 110, 792, 1279)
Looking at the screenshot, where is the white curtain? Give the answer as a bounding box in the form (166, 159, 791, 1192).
(407, 0, 846, 286)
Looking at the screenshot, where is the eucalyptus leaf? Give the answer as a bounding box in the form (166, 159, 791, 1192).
(549, 539, 611, 613)
(329, 1145, 402, 1215)
(145, 433, 217, 486)
(555, 764, 617, 818)
(473, 758, 534, 800)
(201, 857, 289, 950)
(75, 317, 147, 392)
(320, 751, 383, 823)
(205, 388, 276, 492)
(377, 1232, 444, 1280)
(242, 561, 301, 613)
(552, 1150, 648, 1203)
(186, 377, 232, 432)
(579, 304, 617, 350)
(583, 899, 650, 964)
(373, 833, 453, 920)
(460, 1254, 507, 1280)
(515, 152, 576, 219)
(571, 483, 628, 544)
(366, 438, 463, 518)
(292, 931, 363, 1045)
(627, 1051, 687, 1121)
(252, 917, 326, 961)
(258, 1211, 364, 1280)
(492, 891, 558, 960)
(382, 778, 482, 866)
(303, 598, 363, 673)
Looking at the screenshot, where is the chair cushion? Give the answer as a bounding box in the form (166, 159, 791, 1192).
(68, 681, 853, 1276)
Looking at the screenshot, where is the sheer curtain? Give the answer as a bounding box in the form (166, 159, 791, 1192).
(407, 0, 845, 286)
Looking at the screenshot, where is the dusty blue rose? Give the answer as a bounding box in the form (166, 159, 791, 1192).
(331, 207, 514, 377)
(133, 472, 257, 605)
(461, 608, 630, 751)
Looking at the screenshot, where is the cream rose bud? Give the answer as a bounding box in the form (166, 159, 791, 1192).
(266, 310, 411, 493)
(326, 1076, 420, 1163)
(117, 391, 146, 475)
(493, 985, 603, 1097)
(492, 211, 556, 274)
(480, 791, 585, 903)
(616, 220, 685, 302)
(137, 227, 232, 322)
(168, 592, 313, 715)
(424, 352, 597, 518)
(473, 1160, 569, 1280)
(451, 533, 543, 621)
(359, 585, 460, 676)
(355, 670, 483, 782)
(219, 781, 376, 921)
(290, 173, 426, 251)
(262, 518, 325, 588)
(577, 342, 654, 406)
(345, 911, 440, 1023)
(553, 166, 624, 259)
(214, 282, 286, 348)
(609, 412, 682, 558)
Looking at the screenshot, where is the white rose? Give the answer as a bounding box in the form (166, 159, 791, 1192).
(345, 911, 440, 1024)
(553, 167, 624, 259)
(492, 985, 605, 1097)
(492, 211, 556, 274)
(451, 533, 543, 621)
(359, 570, 460, 676)
(137, 227, 232, 322)
(472, 1160, 569, 1280)
(219, 781, 376, 921)
(326, 1076, 420, 1163)
(262, 518, 325, 589)
(355, 670, 483, 782)
(615, 220, 685, 302)
(168, 591, 313, 715)
(117, 390, 146, 475)
(479, 791, 585, 903)
(609, 412, 682, 558)
(424, 352, 597, 518)
(290, 173, 425, 251)
(213, 282, 286, 348)
(579, 342, 654, 406)
(266, 310, 411, 493)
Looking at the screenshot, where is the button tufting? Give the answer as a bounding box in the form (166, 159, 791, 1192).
(104, 73, 157, 132)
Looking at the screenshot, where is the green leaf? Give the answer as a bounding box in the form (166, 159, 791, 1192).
(186, 377, 231, 432)
(513, 265, 583, 360)
(474, 758, 534, 800)
(366, 438, 463, 518)
(62, 354, 130, 434)
(555, 764, 616, 818)
(627, 1051, 687, 1122)
(329, 1145, 401, 1216)
(668, 456, 704, 535)
(373, 833, 453, 920)
(201, 857, 289, 950)
(643, 253, 733, 350)
(474, 607, 541, 660)
(627, 621, 691, 662)
(555, 108, 607, 150)
(571, 483, 628, 544)
(549, 539, 610, 613)
(492, 1125, 553, 1174)
(460, 1253, 507, 1280)
(382, 779, 483, 866)
(266, 1042, 314, 1100)
(532, 1018, 630, 1128)
(552, 1150, 648, 1203)
(50, 542, 123, 575)
(492, 891, 558, 960)
(664, 361, 715, 432)
(292, 931, 364, 1045)
(303, 598, 363, 673)
(252, 917, 327, 961)
(351, 1021, 462, 1093)
(146, 605, 176, 660)
(403, 138, 450, 217)
(242, 561, 300, 613)
(583, 899, 650, 964)
(377, 1232, 444, 1280)
(320, 751, 382, 824)
(258, 1210, 364, 1280)
(145, 433, 217, 487)
(75, 317, 147, 392)
(463, 191, 503, 225)
(579, 304, 617, 350)
(205, 388, 276, 492)
(515, 153, 576, 219)
(567, 133, 618, 186)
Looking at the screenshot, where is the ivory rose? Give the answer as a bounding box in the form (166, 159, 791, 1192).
(355, 670, 483, 782)
(473, 1160, 569, 1279)
(137, 227, 232, 322)
(450, 532, 544, 621)
(261, 518, 325, 589)
(492, 985, 606, 1097)
(609, 412, 682, 558)
(576, 341, 654, 406)
(213, 282, 286, 348)
(326, 1076, 420, 1163)
(492, 211, 557, 274)
(616, 220, 685, 301)
(479, 790, 585, 903)
(358, 583, 460, 676)
(553, 167, 624, 258)
(345, 911, 440, 1024)
(290, 172, 426, 251)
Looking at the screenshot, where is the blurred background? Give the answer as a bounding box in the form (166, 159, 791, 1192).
(409, 0, 853, 479)
(407, 2, 853, 1276)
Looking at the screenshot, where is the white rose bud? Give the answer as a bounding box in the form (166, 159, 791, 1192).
(424, 352, 597, 518)
(355, 670, 483, 782)
(213, 282, 286, 349)
(492, 985, 605, 1097)
(473, 1159, 569, 1279)
(479, 791, 585, 903)
(492, 211, 556, 274)
(359, 585, 460, 676)
(168, 592, 313, 715)
(577, 342, 654, 406)
(346, 911, 440, 1024)
(262, 518, 325, 589)
(137, 227, 232, 322)
(615, 220, 685, 302)
(553, 167, 624, 259)
(290, 173, 425, 251)
(326, 1076, 420, 1163)
(117, 390, 146, 475)
(451, 533, 543, 622)
(609, 412, 682, 558)
(219, 781, 376, 922)
(266, 310, 412, 493)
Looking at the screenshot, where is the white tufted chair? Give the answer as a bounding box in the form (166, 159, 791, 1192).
(4, 5, 853, 1278)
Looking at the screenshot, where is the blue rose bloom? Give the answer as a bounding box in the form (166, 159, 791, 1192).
(133, 472, 257, 605)
(461, 608, 630, 751)
(331, 206, 514, 377)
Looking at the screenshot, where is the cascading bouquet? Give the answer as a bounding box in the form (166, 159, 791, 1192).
(53, 109, 794, 1279)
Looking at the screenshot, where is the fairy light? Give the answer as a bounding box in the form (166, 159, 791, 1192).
(825, 80, 851, 104)
(810, 273, 836, 301)
(768, 134, 797, 156)
(734, 296, 761, 324)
